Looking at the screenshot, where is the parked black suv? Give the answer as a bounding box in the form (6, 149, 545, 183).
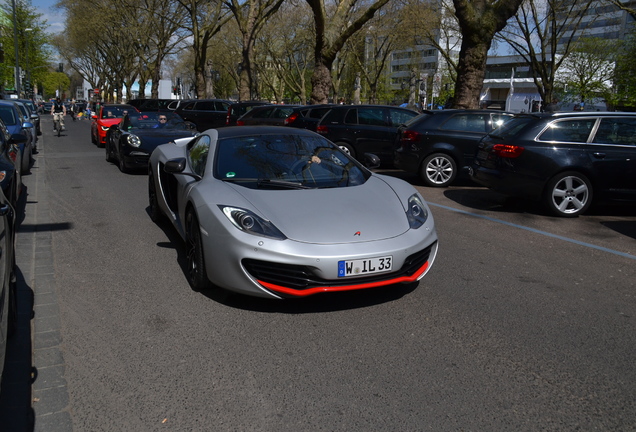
(394, 110, 513, 187)
(316, 105, 419, 163)
(237, 104, 338, 131)
(126, 99, 174, 112)
(226, 101, 270, 126)
(471, 112, 636, 217)
(173, 99, 232, 131)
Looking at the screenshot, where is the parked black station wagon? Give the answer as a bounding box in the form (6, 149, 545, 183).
(470, 112, 636, 217)
(393, 110, 513, 187)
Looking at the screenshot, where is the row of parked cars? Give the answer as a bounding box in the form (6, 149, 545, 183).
(91, 98, 636, 217)
(0, 98, 41, 385)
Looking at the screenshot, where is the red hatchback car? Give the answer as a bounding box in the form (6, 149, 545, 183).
(91, 104, 137, 147)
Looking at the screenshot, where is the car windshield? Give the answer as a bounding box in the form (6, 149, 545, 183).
(123, 112, 189, 130)
(215, 134, 369, 189)
(101, 107, 130, 119)
(0, 106, 17, 126)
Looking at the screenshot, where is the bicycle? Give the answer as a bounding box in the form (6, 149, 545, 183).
(53, 114, 62, 137)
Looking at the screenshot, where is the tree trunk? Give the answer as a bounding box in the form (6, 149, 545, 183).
(310, 61, 332, 104)
(151, 60, 162, 99)
(453, 39, 491, 109)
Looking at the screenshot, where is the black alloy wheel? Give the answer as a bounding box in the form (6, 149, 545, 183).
(117, 148, 129, 173)
(185, 210, 210, 292)
(105, 139, 115, 163)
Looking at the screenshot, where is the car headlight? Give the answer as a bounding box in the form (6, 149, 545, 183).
(406, 194, 429, 229)
(127, 134, 141, 148)
(100, 125, 110, 131)
(220, 206, 286, 240)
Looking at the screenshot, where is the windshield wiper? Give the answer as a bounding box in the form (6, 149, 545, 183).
(222, 177, 312, 189)
(257, 179, 312, 189)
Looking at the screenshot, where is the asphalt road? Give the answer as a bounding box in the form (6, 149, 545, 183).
(2, 114, 636, 431)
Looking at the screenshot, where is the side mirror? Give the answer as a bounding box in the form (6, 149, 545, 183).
(9, 133, 28, 145)
(22, 122, 34, 129)
(163, 158, 202, 181)
(363, 153, 381, 169)
(164, 158, 187, 174)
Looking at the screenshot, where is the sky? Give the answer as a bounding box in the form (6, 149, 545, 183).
(31, 0, 65, 34)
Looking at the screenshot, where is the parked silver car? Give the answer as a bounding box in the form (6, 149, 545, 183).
(149, 126, 439, 298)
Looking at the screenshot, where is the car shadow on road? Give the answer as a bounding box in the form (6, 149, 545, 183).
(148, 206, 420, 313)
(0, 186, 36, 432)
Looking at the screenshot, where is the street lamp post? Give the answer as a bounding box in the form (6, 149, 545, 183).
(25, 28, 33, 98)
(12, 0, 20, 96)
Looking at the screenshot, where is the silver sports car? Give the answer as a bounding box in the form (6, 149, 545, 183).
(148, 126, 438, 299)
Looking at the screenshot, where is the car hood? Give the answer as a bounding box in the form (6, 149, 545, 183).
(5, 125, 20, 135)
(98, 118, 123, 126)
(228, 176, 410, 244)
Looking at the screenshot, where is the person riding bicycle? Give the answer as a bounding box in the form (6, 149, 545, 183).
(51, 98, 66, 131)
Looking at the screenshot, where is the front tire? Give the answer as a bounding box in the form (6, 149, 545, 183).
(117, 149, 129, 173)
(186, 210, 210, 291)
(148, 172, 164, 223)
(105, 140, 114, 162)
(544, 171, 593, 217)
(420, 153, 457, 187)
(7, 277, 17, 337)
(21, 148, 31, 174)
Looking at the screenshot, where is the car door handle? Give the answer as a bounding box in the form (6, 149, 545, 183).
(593, 152, 606, 159)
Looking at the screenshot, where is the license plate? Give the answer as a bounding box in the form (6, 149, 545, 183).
(338, 256, 393, 277)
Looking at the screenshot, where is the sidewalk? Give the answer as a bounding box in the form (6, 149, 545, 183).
(0, 131, 73, 431)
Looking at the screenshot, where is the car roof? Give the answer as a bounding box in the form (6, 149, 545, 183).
(229, 101, 270, 106)
(216, 125, 321, 139)
(516, 111, 636, 119)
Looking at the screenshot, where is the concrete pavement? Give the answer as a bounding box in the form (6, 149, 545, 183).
(0, 127, 73, 431)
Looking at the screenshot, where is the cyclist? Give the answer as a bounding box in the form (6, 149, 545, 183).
(51, 98, 66, 131)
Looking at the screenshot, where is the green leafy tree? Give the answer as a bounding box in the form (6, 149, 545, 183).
(0, 0, 51, 96)
(41, 71, 70, 97)
(612, 34, 636, 110)
(556, 37, 617, 109)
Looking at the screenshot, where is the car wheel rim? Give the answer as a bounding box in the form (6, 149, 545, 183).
(426, 157, 453, 184)
(338, 145, 351, 155)
(551, 176, 589, 214)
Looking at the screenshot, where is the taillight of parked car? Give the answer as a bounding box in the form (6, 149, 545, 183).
(400, 130, 421, 142)
(316, 125, 328, 134)
(492, 144, 524, 158)
(284, 113, 299, 125)
(236, 119, 245, 126)
(8, 147, 17, 163)
(226, 109, 231, 125)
